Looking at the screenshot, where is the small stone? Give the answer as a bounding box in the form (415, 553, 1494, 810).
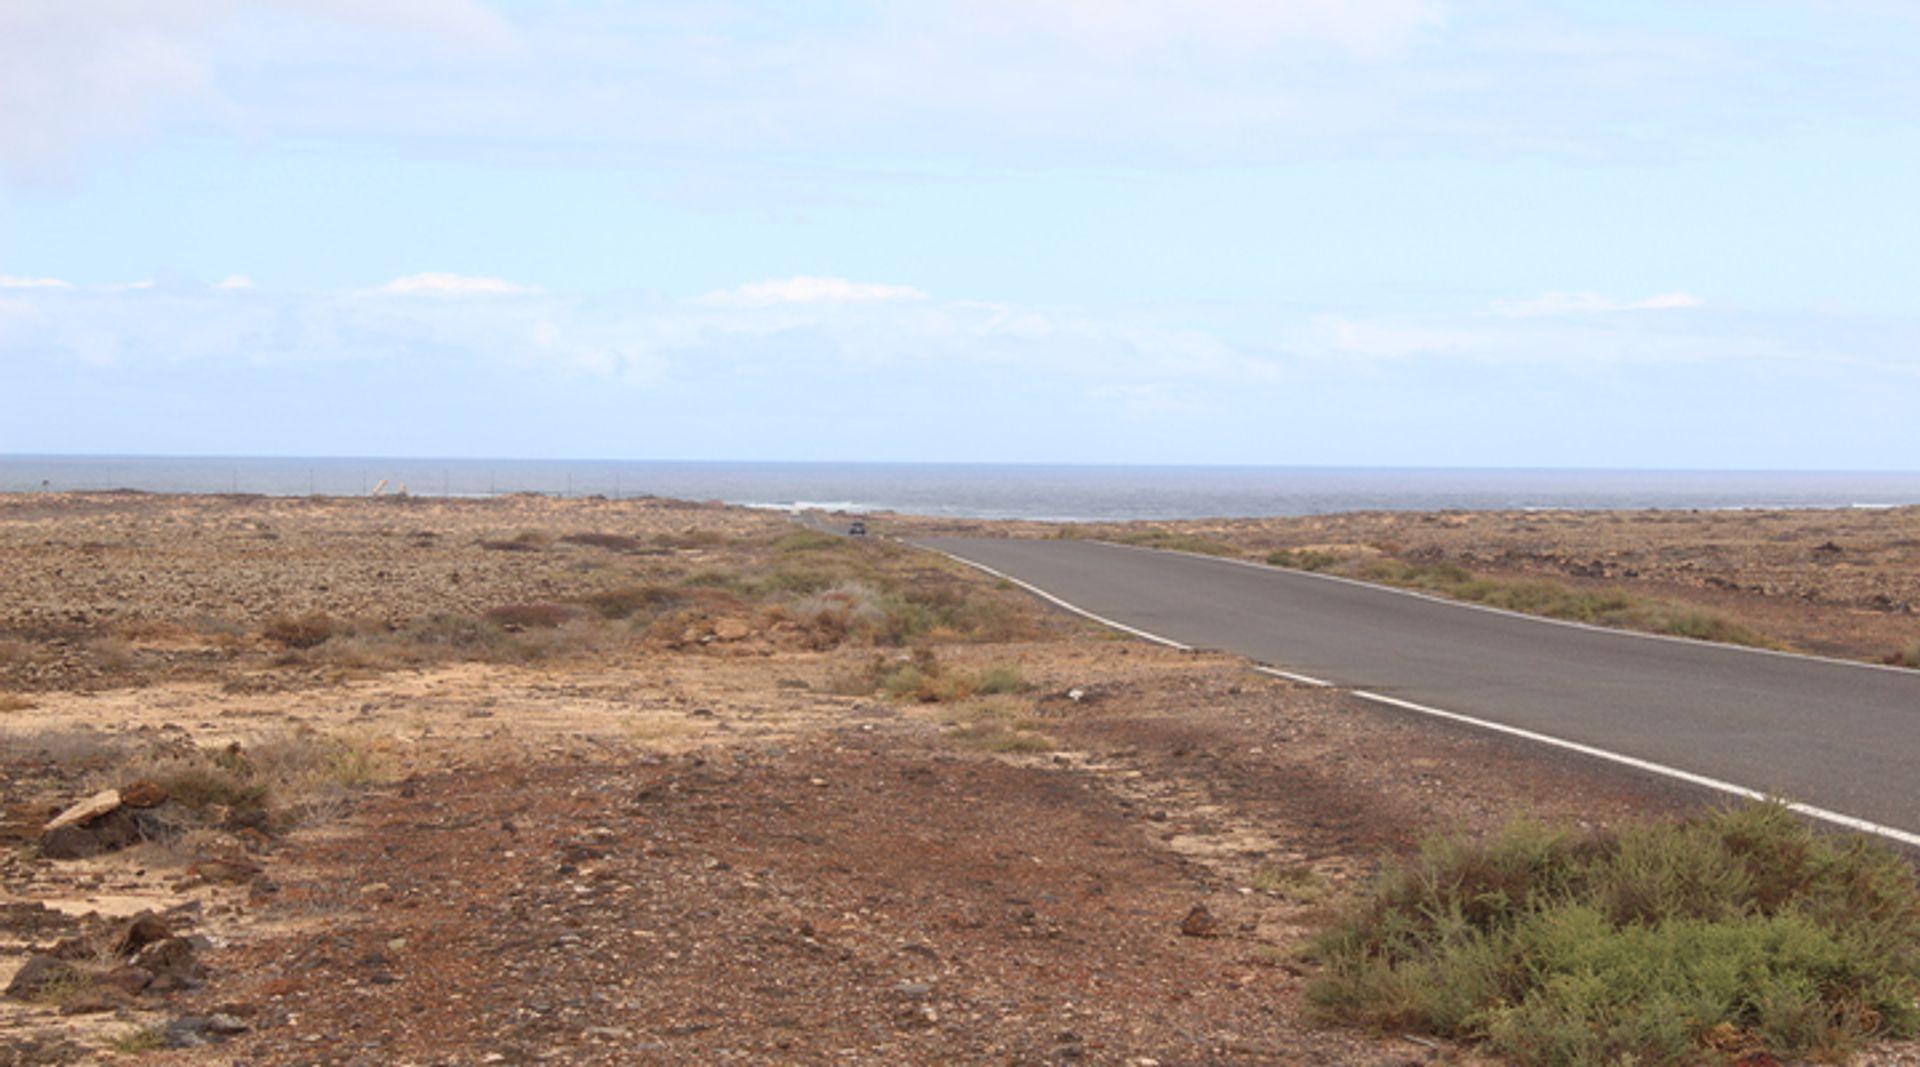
(111, 910, 173, 957)
(188, 856, 262, 885)
(1179, 903, 1220, 938)
(119, 780, 170, 808)
(96, 965, 155, 996)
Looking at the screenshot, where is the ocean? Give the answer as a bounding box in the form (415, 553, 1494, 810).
(4, 455, 1919, 523)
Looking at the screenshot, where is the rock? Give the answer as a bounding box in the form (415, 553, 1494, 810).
(712, 617, 753, 641)
(4, 955, 83, 1001)
(134, 937, 205, 991)
(40, 827, 100, 860)
(44, 789, 121, 832)
(186, 856, 262, 885)
(1179, 903, 1220, 938)
(40, 806, 143, 860)
(164, 1013, 251, 1048)
(96, 965, 155, 996)
(110, 910, 173, 958)
(119, 779, 170, 808)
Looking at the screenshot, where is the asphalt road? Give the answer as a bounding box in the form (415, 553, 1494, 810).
(921, 537, 1920, 840)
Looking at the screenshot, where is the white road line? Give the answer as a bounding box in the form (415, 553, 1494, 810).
(1251, 665, 1333, 688)
(925, 548, 1191, 651)
(1094, 540, 1920, 678)
(1349, 689, 1920, 850)
(924, 541, 1920, 851)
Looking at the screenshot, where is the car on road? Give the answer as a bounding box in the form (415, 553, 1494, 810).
(848, 520, 867, 536)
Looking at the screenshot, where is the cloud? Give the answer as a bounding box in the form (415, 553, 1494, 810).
(214, 274, 255, 290)
(0, 0, 512, 183)
(1493, 292, 1704, 318)
(0, 275, 72, 289)
(379, 272, 534, 296)
(701, 276, 929, 307)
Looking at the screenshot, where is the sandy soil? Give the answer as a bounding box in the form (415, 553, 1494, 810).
(2, 494, 1918, 1065)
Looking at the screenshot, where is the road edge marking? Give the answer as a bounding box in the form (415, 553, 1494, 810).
(1348, 689, 1920, 850)
(925, 547, 1191, 651)
(925, 541, 1920, 851)
(1092, 540, 1920, 679)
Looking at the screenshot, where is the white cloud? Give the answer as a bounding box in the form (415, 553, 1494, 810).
(0, 0, 512, 183)
(379, 272, 534, 296)
(0, 275, 72, 289)
(1493, 291, 1704, 318)
(214, 274, 255, 290)
(701, 276, 929, 307)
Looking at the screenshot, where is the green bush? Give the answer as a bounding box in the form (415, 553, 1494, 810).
(1355, 559, 1778, 649)
(1266, 549, 1341, 571)
(1307, 804, 1920, 1065)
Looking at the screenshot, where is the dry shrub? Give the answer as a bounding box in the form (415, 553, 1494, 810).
(4, 727, 129, 767)
(483, 602, 587, 629)
(262, 612, 339, 649)
(559, 532, 645, 552)
(84, 637, 138, 671)
(0, 638, 34, 667)
(579, 584, 683, 620)
(0, 694, 35, 712)
(656, 528, 727, 550)
(478, 530, 552, 552)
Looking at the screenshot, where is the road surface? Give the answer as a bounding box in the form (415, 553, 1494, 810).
(921, 537, 1920, 842)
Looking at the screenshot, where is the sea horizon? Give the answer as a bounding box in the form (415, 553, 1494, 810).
(6, 453, 1920, 523)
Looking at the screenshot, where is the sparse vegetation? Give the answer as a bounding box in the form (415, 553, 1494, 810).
(1354, 558, 1780, 649)
(1250, 859, 1329, 902)
(857, 650, 1034, 704)
(263, 611, 340, 649)
(117, 728, 397, 831)
(1096, 528, 1240, 556)
(1885, 643, 1920, 669)
(1266, 548, 1342, 571)
(558, 531, 646, 552)
(106, 1027, 170, 1053)
(1308, 804, 1920, 1065)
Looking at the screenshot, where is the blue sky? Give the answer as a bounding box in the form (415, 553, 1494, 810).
(2, 0, 1917, 467)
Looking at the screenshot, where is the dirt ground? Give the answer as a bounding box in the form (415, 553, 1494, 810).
(2, 494, 1918, 1065)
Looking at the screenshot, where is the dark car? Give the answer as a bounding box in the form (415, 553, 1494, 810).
(848, 520, 867, 536)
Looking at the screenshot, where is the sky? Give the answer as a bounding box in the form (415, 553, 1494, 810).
(2, 0, 1917, 468)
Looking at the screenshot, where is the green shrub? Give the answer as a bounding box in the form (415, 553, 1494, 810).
(1308, 804, 1920, 1065)
(1355, 559, 1778, 649)
(974, 665, 1027, 695)
(1266, 549, 1341, 571)
(1106, 528, 1239, 556)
